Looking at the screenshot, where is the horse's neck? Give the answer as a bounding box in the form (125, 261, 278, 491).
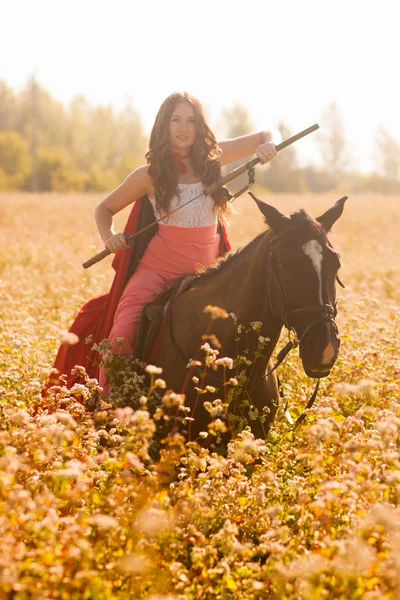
(203, 232, 283, 347)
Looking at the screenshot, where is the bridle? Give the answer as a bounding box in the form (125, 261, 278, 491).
(264, 228, 342, 426)
(267, 229, 340, 351)
(167, 227, 343, 429)
(168, 228, 344, 427)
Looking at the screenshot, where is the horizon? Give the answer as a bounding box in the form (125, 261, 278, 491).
(3, 0, 400, 173)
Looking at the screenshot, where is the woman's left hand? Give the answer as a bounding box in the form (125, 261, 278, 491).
(256, 141, 277, 164)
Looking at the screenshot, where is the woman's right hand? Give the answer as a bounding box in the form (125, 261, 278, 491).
(104, 232, 129, 253)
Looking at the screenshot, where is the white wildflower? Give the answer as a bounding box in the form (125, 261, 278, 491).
(145, 365, 163, 375)
(162, 391, 185, 408)
(117, 554, 149, 575)
(154, 378, 166, 389)
(208, 419, 227, 433)
(239, 355, 252, 366)
(215, 357, 234, 369)
(59, 331, 79, 346)
(135, 508, 170, 537)
(248, 408, 259, 421)
(203, 305, 229, 320)
(200, 342, 212, 353)
(187, 359, 202, 368)
(88, 514, 119, 530)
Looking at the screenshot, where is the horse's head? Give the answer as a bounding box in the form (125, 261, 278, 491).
(250, 192, 347, 378)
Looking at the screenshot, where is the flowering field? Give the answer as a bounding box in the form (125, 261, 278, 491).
(1, 190, 400, 599)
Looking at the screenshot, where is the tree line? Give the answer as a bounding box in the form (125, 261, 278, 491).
(222, 103, 400, 195)
(1, 77, 400, 194)
(0, 77, 147, 192)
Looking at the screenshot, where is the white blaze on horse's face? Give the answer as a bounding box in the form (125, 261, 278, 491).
(302, 239, 336, 366)
(302, 239, 323, 304)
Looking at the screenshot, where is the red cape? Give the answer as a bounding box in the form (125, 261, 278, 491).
(47, 197, 231, 388)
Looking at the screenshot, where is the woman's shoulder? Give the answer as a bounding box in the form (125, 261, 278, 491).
(121, 164, 153, 198)
(97, 165, 152, 216)
(127, 164, 151, 187)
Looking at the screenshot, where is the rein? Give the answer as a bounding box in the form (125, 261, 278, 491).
(263, 229, 340, 427)
(167, 226, 340, 430)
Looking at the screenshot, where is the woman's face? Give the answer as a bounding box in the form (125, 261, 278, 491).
(168, 101, 198, 154)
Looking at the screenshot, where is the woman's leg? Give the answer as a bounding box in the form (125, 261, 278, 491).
(99, 224, 220, 395)
(99, 268, 169, 394)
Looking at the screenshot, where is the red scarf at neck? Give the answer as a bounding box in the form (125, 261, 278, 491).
(173, 152, 188, 174)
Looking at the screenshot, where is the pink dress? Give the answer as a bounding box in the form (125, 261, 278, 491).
(99, 183, 221, 392)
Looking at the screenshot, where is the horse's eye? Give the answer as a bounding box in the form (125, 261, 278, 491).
(278, 260, 290, 270)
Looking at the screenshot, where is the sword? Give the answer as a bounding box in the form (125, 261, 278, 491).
(83, 123, 319, 269)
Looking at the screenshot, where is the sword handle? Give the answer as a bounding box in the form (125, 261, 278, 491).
(82, 232, 131, 269)
(82, 248, 111, 269)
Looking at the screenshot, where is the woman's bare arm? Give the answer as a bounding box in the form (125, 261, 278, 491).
(218, 129, 282, 166)
(95, 165, 150, 250)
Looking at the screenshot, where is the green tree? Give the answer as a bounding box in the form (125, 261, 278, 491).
(0, 82, 17, 131)
(0, 77, 148, 191)
(259, 121, 306, 193)
(303, 165, 336, 193)
(15, 77, 67, 149)
(0, 131, 31, 188)
(64, 96, 90, 171)
(318, 103, 350, 186)
(84, 105, 119, 171)
(220, 104, 253, 139)
(113, 151, 145, 182)
(85, 166, 119, 192)
(0, 168, 10, 191)
(115, 99, 147, 163)
(217, 104, 254, 193)
(34, 147, 84, 192)
(375, 126, 400, 180)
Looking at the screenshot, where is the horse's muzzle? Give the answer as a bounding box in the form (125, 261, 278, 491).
(299, 324, 341, 379)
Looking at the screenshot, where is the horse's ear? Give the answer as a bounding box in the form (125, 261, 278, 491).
(248, 192, 290, 233)
(316, 196, 348, 232)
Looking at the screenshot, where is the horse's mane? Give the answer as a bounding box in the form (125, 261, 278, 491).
(195, 208, 324, 283)
(195, 229, 269, 282)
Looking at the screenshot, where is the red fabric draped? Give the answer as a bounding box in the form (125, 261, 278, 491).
(172, 152, 189, 173)
(46, 198, 231, 389)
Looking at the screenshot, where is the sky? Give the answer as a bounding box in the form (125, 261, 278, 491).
(2, 0, 400, 172)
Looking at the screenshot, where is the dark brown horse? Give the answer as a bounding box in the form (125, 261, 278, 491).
(154, 193, 347, 438)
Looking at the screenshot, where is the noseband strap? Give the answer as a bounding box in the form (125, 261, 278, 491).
(264, 236, 339, 427)
(268, 249, 338, 343)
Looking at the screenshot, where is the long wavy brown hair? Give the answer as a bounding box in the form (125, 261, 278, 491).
(145, 92, 229, 219)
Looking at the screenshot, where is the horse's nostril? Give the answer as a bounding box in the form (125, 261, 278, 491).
(305, 337, 318, 359)
(303, 335, 336, 367)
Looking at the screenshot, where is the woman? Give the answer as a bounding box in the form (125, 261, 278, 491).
(49, 92, 280, 394)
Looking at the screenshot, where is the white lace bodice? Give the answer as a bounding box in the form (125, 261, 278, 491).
(149, 182, 219, 227)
